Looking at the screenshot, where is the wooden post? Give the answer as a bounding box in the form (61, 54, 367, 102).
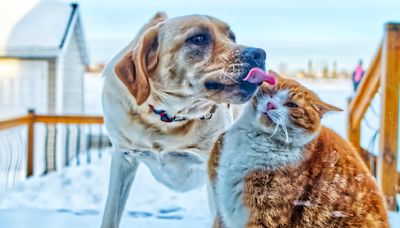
(347, 46, 381, 172)
(347, 98, 363, 159)
(27, 109, 35, 177)
(347, 98, 361, 147)
(377, 23, 400, 211)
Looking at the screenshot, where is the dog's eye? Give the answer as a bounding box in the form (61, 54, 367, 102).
(285, 102, 298, 108)
(188, 33, 210, 45)
(228, 31, 236, 42)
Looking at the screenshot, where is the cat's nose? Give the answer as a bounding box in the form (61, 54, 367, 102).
(267, 102, 277, 110)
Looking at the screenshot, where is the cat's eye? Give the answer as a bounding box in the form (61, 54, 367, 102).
(285, 102, 298, 108)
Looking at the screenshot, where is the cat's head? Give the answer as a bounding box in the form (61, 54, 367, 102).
(250, 71, 342, 146)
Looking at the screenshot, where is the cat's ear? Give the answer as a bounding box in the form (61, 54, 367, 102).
(314, 101, 343, 117)
(268, 70, 283, 80)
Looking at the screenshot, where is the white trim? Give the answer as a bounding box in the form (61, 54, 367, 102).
(59, 9, 78, 56)
(59, 6, 89, 65)
(0, 49, 61, 59)
(55, 56, 64, 113)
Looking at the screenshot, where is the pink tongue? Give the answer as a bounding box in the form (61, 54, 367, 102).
(243, 67, 277, 85)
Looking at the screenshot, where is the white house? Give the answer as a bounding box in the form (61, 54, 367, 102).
(0, 1, 90, 174)
(0, 1, 89, 118)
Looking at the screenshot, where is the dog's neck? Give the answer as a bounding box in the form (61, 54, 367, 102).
(143, 90, 218, 123)
(148, 103, 216, 123)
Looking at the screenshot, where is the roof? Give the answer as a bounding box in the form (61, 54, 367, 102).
(0, 0, 89, 64)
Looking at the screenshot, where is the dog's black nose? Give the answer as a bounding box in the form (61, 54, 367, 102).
(242, 47, 266, 67)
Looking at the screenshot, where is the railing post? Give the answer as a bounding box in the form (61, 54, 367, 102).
(347, 98, 362, 151)
(378, 22, 400, 211)
(27, 109, 35, 177)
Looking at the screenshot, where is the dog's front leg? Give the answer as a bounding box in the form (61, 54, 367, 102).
(101, 151, 138, 228)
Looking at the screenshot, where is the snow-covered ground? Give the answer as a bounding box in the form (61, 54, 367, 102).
(0, 151, 399, 227)
(0, 152, 211, 227)
(0, 77, 399, 227)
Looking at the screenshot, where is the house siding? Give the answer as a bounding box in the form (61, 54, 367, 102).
(47, 58, 57, 113)
(0, 59, 49, 118)
(62, 25, 84, 114)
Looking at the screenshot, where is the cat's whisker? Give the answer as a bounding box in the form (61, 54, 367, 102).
(268, 120, 280, 139)
(222, 72, 240, 84)
(276, 115, 289, 144)
(282, 124, 289, 144)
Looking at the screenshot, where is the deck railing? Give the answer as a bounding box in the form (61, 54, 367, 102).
(0, 110, 106, 179)
(348, 22, 400, 211)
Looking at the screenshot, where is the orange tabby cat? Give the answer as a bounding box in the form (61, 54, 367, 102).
(208, 73, 389, 228)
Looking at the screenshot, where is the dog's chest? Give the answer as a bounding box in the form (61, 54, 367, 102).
(131, 111, 231, 191)
(126, 108, 231, 151)
(133, 124, 196, 150)
(138, 149, 207, 192)
(105, 101, 233, 191)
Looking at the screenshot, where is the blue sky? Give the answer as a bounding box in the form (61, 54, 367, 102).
(68, 0, 400, 73)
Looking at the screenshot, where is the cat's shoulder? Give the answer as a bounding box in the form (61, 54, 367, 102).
(313, 126, 369, 173)
(317, 127, 355, 152)
(318, 127, 346, 142)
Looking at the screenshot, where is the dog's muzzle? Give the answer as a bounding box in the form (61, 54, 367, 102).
(241, 47, 266, 70)
(205, 47, 267, 95)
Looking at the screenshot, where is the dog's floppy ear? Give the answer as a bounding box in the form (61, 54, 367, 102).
(114, 13, 166, 105)
(147, 12, 167, 27)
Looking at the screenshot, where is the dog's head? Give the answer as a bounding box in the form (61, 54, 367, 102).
(115, 13, 267, 111)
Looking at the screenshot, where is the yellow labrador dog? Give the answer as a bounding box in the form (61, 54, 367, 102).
(101, 13, 272, 227)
